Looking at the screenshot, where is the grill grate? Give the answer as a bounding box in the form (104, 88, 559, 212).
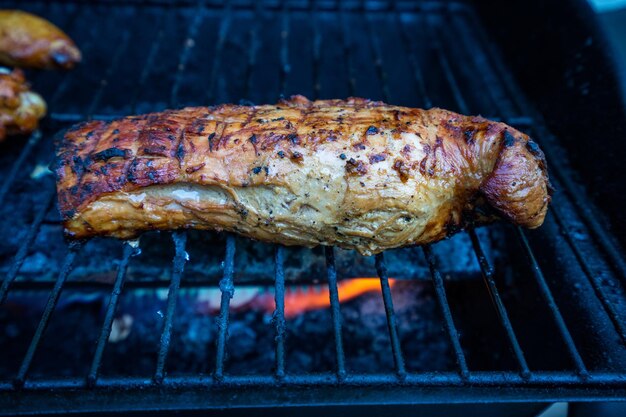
(1, 0, 626, 414)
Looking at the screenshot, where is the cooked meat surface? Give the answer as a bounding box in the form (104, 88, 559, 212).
(54, 96, 551, 255)
(0, 67, 46, 141)
(0, 10, 81, 69)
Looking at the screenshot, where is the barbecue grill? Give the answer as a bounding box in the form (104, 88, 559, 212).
(1, 0, 625, 415)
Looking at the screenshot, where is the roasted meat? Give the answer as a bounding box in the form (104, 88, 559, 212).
(54, 96, 551, 255)
(0, 10, 81, 70)
(0, 67, 46, 142)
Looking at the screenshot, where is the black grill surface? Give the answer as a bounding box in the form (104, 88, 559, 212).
(0, 0, 626, 415)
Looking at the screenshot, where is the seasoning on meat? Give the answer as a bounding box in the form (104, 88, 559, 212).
(54, 96, 551, 255)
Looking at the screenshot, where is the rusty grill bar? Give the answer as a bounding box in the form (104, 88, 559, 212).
(0, 0, 625, 414)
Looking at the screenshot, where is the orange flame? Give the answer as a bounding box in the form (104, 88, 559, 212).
(241, 278, 396, 319)
(282, 277, 396, 318)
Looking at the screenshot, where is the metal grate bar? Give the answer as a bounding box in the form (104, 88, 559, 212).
(242, 2, 261, 100)
(363, 2, 408, 379)
(549, 160, 626, 285)
(392, 1, 432, 108)
(5, 371, 626, 394)
(549, 207, 626, 343)
(310, 0, 321, 100)
(468, 230, 530, 378)
(273, 246, 286, 379)
(129, 16, 167, 113)
(447, 8, 626, 290)
(440, 7, 625, 354)
(154, 232, 188, 384)
(87, 243, 137, 387)
(516, 228, 588, 377)
(214, 234, 236, 380)
(13, 243, 82, 389)
(0, 132, 42, 206)
(85, 31, 132, 118)
(339, 7, 356, 96)
(370, 2, 469, 379)
(325, 246, 346, 379)
(364, 6, 390, 102)
(0, 188, 55, 306)
(423, 245, 469, 380)
(374, 253, 406, 378)
(279, 0, 291, 96)
(423, 13, 587, 379)
(170, 3, 206, 107)
(427, 21, 470, 114)
(206, 1, 233, 104)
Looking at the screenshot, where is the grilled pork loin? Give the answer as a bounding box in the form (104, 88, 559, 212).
(54, 96, 550, 255)
(0, 10, 81, 70)
(0, 68, 46, 141)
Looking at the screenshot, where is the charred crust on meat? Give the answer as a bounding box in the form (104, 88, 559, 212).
(291, 151, 303, 163)
(369, 153, 386, 164)
(143, 145, 168, 156)
(526, 139, 542, 156)
(205, 132, 215, 152)
(463, 128, 475, 144)
(287, 133, 299, 144)
(353, 142, 366, 151)
(176, 141, 185, 161)
(252, 166, 263, 174)
(345, 158, 368, 175)
(93, 147, 130, 162)
(503, 130, 516, 147)
(366, 126, 379, 135)
(277, 150, 286, 158)
(393, 159, 410, 182)
(249, 134, 258, 144)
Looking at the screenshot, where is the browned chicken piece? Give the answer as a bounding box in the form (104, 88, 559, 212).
(0, 10, 81, 70)
(54, 96, 551, 255)
(0, 67, 46, 141)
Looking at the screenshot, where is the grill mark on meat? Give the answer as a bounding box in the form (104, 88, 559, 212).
(503, 130, 516, 147)
(212, 122, 226, 151)
(92, 147, 130, 161)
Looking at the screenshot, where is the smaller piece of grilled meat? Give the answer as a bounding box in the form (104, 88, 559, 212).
(0, 67, 46, 141)
(0, 10, 81, 70)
